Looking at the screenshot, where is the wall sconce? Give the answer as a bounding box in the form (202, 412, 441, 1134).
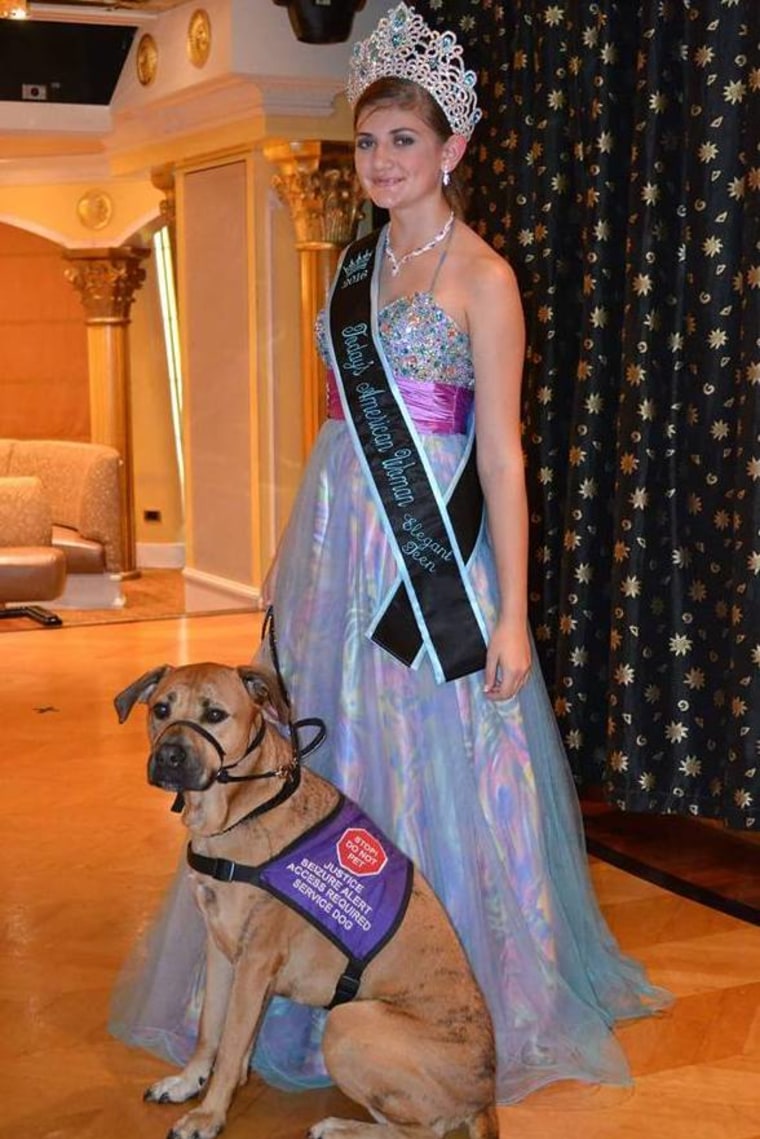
(272, 0, 365, 45)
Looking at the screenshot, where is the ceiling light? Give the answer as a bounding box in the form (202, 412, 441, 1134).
(0, 0, 28, 17)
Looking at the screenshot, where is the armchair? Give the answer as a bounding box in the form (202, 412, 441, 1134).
(0, 476, 66, 627)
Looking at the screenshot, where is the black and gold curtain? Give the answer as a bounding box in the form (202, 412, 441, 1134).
(420, 1, 760, 828)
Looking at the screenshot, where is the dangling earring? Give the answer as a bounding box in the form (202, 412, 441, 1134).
(442, 167, 450, 188)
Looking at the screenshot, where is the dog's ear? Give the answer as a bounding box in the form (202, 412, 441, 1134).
(237, 666, 290, 723)
(114, 665, 173, 724)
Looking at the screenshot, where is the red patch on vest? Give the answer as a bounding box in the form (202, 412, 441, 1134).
(337, 828, 388, 876)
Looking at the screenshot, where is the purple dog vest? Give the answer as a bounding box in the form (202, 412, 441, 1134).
(187, 795, 413, 1007)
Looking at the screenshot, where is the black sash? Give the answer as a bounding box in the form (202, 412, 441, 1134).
(327, 228, 487, 682)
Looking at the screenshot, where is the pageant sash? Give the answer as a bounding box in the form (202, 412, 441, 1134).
(326, 228, 487, 683)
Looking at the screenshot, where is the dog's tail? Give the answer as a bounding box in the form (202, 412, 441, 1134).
(465, 1106, 500, 1139)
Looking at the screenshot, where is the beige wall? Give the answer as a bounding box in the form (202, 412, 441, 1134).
(0, 223, 89, 441)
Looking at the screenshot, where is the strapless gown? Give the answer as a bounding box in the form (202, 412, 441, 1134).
(110, 291, 671, 1104)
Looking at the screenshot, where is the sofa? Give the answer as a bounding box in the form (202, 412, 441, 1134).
(0, 439, 124, 608)
(0, 475, 67, 625)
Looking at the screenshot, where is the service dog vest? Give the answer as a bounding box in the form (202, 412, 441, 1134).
(326, 227, 488, 683)
(187, 795, 413, 1007)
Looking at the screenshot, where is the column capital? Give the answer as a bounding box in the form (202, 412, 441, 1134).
(263, 138, 365, 250)
(63, 246, 151, 324)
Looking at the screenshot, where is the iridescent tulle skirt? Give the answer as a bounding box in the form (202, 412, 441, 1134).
(110, 420, 670, 1103)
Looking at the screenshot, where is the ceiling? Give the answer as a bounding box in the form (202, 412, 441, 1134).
(0, 20, 136, 103)
(26, 0, 188, 12)
(0, 0, 190, 105)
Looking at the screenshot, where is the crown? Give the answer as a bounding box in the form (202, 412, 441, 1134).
(346, 3, 481, 141)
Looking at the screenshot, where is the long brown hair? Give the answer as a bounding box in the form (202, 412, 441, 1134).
(353, 77, 468, 218)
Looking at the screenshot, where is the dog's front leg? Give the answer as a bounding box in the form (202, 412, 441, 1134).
(166, 957, 272, 1139)
(145, 935, 233, 1106)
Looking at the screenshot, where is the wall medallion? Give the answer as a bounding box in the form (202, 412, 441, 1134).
(187, 9, 211, 68)
(136, 33, 158, 86)
(76, 189, 114, 231)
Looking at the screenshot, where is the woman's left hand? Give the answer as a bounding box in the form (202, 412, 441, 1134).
(484, 620, 532, 701)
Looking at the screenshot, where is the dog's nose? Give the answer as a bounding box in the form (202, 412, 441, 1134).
(155, 741, 187, 769)
(148, 737, 208, 792)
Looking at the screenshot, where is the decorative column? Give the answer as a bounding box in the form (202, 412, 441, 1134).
(63, 246, 150, 577)
(263, 140, 364, 456)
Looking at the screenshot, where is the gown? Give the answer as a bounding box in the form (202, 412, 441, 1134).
(110, 270, 671, 1105)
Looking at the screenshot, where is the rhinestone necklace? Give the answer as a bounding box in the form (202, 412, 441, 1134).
(385, 210, 455, 277)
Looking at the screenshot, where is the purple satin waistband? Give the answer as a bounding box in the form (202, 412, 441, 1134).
(326, 369, 473, 436)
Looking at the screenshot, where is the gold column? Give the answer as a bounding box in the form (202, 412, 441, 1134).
(263, 140, 364, 456)
(63, 246, 150, 577)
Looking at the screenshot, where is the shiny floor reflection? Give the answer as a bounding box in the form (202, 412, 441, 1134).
(2, 614, 759, 1139)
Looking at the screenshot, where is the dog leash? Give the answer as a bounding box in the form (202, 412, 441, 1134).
(261, 604, 326, 766)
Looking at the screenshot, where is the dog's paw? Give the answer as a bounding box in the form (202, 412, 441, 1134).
(144, 1070, 209, 1105)
(167, 1107, 226, 1139)
(308, 1117, 360, 1139)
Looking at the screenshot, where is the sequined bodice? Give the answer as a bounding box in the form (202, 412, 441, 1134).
(317, 293, 475, 390)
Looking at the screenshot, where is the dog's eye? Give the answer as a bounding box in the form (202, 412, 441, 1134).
(204, 708, 228, 724)
(152, 702, 171, 720)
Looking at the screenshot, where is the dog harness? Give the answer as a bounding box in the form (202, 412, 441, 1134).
(187, 794, 414, 1008)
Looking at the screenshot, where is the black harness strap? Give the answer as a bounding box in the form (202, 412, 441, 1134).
(327, 960, 364, 1008)
(187, 845, 260, 886)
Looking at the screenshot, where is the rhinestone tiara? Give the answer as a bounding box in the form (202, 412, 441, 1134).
(346, 3, 481, 141)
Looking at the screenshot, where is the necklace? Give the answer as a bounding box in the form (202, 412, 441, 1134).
(385, 211, 455, 277)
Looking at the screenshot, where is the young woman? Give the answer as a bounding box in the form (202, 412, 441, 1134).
(111, 3, 670, 1104)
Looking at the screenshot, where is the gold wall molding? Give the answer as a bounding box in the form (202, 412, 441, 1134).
(63, 247, 151, 576)
(151, 163, 177, 233)
(263, 140, 364, 455)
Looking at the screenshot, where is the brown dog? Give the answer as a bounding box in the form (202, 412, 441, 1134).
(115, 662, 497, 1139)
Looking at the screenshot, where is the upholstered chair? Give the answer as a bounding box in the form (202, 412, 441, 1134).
(0, 476, 66, 627)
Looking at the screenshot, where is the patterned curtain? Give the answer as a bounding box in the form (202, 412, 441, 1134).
(419, 0, 760, 829)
